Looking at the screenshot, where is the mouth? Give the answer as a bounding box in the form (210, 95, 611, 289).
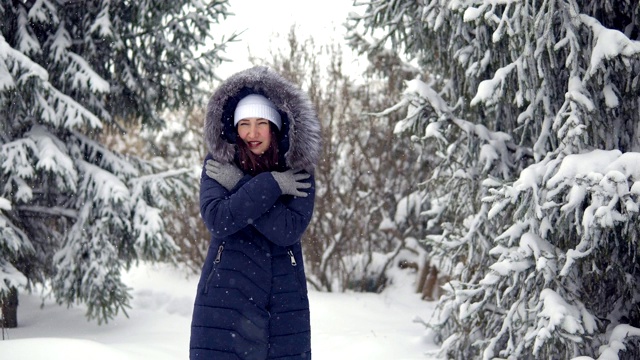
(247, 141, 262, 148)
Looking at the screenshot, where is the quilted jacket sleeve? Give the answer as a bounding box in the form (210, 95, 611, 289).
(200, 157, 282, 238)
(251, 175, 315, 247)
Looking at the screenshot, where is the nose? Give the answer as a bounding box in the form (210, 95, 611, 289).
(245, 123, 259, 139)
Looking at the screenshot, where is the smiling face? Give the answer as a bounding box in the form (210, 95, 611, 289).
(237, 117, 272, 155)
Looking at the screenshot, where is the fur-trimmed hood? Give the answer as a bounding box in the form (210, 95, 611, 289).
(204, 66, 321, 172)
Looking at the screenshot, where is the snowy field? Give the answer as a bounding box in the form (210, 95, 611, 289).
(0, 263, 440, 359)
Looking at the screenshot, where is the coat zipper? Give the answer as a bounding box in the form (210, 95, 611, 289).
(214, 244, 224, 263)
(288, 247, 307, 299)
(204, 242, 225, 294)
(287, 249, 297, 266)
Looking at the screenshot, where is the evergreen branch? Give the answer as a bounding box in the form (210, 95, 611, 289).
(16, 205, 77, 219)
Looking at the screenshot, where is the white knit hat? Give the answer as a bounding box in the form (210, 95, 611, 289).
(233, 94, 282, 130)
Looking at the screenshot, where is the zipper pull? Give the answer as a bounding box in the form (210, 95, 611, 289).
(287, 249, 297, 266)
(214, 244, 224, 264)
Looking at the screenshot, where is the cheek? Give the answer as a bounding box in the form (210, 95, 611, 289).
(237, 129, 248, 141)
(261, 131, 272, 144)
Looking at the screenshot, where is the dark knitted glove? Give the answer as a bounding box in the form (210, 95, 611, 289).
(205, 160, 244, 191)
(271, 169, 311, 197)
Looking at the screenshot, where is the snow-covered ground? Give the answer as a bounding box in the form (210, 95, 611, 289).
(0, 263, 439, 359)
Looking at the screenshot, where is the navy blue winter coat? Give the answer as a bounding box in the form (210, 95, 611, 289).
(190, 66, 322, 360)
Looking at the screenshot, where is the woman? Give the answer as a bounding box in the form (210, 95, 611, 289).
(190, 66, 321, 360)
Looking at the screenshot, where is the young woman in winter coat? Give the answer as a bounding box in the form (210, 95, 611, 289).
(190, 66, 321, 360)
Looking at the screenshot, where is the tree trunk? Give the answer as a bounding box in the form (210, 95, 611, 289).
(1, 287, 18, 328)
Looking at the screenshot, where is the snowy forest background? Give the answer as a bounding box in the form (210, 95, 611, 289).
(2, 0, 640, 359)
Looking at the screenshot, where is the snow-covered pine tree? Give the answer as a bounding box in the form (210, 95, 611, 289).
(348, 0, 640, 358)
(102, 108, 210, 273)
(0, 0, 234, 324)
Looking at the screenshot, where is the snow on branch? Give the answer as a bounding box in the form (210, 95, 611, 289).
(27, 125, 78, 191)
(65, 52, 110, 93)
(0, 208, 33, 255)
(532, 289, 596, 357)
(71, 131, 139, 177)
(575, 324, 640, 360)
(372, 79, 453, 136)
(1, 138, 38, 180)
(47, 25, 71, 67)
(17, 8, 41, 55)
(481, 146, 640, 357)
(0, 57, 15, 91)
(552, 151, 640, 276)
(564, 76, 595, 112)
(471, 61, 518, 107)
(0, 259, 28, 295)
(0, 34, 48, 82)
(1, 34, 104, 130)
(129, 168, 193, 209)
(0, 197, 32, 296)
(546, 150, 620, 191)
(132, 198, 176, 261)
(397, 79, 514, 147)
(580, 14, 640, 77)
(44, 82, 104, 129)
(0, 197, 10, 211)
(27, 0, 59, 25)
(89, 4, 114, 38)
(127, 169, 189, 260)
(79, 161, 130, 210)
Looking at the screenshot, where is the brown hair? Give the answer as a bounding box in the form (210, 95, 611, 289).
(236, 123, 282, 176)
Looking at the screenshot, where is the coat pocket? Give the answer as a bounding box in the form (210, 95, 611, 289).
(203, 242, 225, 294)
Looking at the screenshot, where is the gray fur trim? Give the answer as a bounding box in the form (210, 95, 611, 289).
(204, 66, 322, 172)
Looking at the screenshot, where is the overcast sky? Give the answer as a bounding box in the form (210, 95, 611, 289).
(214, 0, 362, 79)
